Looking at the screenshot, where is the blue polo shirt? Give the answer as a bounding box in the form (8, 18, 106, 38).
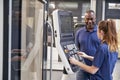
(92, 43, 118, 80)
(75, 25, 100, 66)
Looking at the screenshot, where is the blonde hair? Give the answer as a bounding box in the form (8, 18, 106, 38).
(98, 19, 118, 52)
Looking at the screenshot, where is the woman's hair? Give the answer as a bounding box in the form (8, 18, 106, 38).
(98, 19, 118, 52)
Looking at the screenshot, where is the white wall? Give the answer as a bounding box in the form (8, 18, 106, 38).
(90, 0, 96, 12)
(0, 0, 3, 80)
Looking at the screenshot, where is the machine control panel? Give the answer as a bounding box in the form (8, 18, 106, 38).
(52, 9, 84, 74)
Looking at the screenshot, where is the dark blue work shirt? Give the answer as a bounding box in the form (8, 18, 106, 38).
(92, 43, 118, 80)
(75, 25, 100, 66)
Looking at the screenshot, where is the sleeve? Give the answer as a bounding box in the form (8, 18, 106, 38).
(92, 46, 105, 68)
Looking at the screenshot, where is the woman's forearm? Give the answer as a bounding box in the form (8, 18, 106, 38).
(76, 61, 98, 74)
(85, 55, 94, 61)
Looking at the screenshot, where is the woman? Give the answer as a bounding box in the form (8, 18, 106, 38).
(69, 19, 118, 80)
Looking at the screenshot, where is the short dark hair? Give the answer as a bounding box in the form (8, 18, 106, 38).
(86, 10, 95, 14)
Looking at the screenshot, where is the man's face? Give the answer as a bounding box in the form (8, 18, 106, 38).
(84, 12, 96, 30)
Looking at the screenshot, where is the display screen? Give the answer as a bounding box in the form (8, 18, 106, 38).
(60, 15, 74, 33)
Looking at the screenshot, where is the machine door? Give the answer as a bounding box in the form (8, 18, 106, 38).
(8, 0, 47, 80)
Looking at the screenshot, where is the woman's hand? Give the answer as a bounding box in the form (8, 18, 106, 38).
(69, 57, 79, 65)
(77, 51, 94, 61)
(77, 51, 88, 58)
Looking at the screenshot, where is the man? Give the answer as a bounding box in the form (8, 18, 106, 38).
(75, 10, 100, 80)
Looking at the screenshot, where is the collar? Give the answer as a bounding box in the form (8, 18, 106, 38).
(85, 24, 97, 32)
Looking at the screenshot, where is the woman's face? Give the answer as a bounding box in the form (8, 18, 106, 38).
(97, 28, 103, 40)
